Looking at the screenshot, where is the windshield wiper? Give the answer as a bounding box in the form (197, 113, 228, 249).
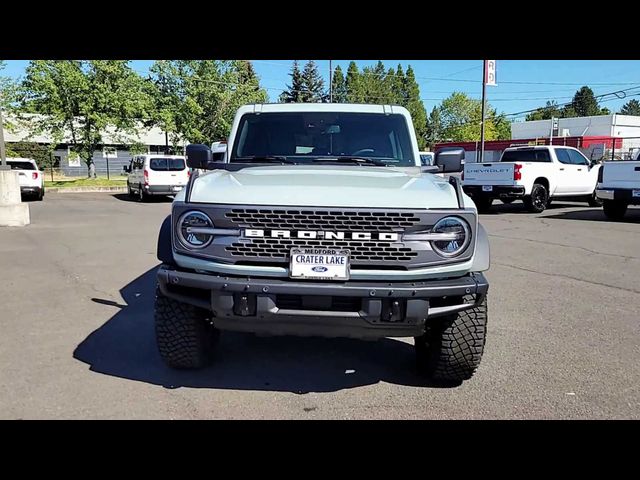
(233, 156, 297, 165)
(311, 157, 388, 166)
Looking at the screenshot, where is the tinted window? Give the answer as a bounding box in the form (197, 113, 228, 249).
(7, 161, 36, 170)
(567, 149, 589, 165)
(501, 149, 551, 163)
(212, 152, 225, 162)
(149, 158, 186, 171)
(231, 112, 416, 166)
(555, 149, 572, 164)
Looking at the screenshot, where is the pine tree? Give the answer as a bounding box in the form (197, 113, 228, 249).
(279, 60, 304, 103)
(345, 61, 363, 103)
(620, 99, 640, 116)
(564, 86, 602, 117)
(425, 106, 442, 147)
(403, 66, 428, 148)
(331, 65, 347, 103)
(301, 60, 326, 103)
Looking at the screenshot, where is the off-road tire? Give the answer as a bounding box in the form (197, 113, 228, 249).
(523, 183, 548, 213)
(588, 191, 603, 207)
(602, 199, 628, 221)
(154, 286, 219, 369)
(415, 297, 488, 383)
(474, 196, 493, 213)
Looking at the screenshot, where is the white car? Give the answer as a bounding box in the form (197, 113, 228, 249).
(462, 145, 602, 213)
(596, 160, 640, 220)
(124, 154, 189, 201)
(6, 158, 44, 201)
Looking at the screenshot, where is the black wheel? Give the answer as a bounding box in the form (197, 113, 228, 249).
(36, 188, 44, 201)
(415, 297, 488, 383)
(602, 199, 628, 220)
(127, 183, 135, 199)
(474, 196, 493, 213)
(154, 286, 219, 369)
(500, 198, 515, 205)
(138, 184, 148, 202)
(588, 191, 603, 207)
(523, 183, 548, 213)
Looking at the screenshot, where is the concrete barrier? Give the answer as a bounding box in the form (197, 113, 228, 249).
(0, 169, 30, 227)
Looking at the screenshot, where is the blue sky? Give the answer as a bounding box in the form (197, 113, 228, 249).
(4, 60, 640, 121)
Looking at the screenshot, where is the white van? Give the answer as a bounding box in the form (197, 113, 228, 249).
(124, 154, 189, 201)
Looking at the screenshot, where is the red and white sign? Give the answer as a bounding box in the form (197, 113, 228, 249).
(485, 60, 497, 86)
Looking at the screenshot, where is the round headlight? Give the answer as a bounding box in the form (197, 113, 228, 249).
(177, 211, 214, 249)
(431, 216, 471, 258)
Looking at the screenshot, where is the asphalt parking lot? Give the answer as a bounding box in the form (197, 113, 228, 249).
(1, 192, 639, 419)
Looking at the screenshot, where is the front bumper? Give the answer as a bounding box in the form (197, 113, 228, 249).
(596, 188, 640, 204)
(144, 184, 185, 195)
(157, 265, 489, 339)
(463, 185, 526, 198)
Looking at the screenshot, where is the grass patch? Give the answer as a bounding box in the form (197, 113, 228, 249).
(45, 178, 127, 188)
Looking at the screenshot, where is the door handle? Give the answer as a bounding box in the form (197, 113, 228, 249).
(577, 168, 583, 171)
(559, 168, 565, 171)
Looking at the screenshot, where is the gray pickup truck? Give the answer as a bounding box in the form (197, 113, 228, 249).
(154, 103, 490, 383)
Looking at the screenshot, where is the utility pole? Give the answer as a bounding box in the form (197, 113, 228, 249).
(329, 59, 333, 103)
(479, 60, 487, 163)
(0, 107, 7, 170)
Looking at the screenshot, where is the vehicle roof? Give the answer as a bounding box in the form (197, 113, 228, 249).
(504, 145, 578, 150)
(236, 103, 411, 116)
(6, 157, 36, 162)
(135, 154, 185, 158)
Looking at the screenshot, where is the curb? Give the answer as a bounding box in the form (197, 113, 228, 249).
(46, 186, 127, 193)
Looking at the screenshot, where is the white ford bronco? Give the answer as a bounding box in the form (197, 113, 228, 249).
(462, 145, 602, 213)
(596, 160, 640, 220)
(154, 103, 490, 383)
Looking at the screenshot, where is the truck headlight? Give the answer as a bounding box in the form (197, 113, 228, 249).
(430, 216, 471, 258)
(177, 211, 214, 249)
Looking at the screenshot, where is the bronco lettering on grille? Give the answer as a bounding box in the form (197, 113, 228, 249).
(244, 229, 399, 242)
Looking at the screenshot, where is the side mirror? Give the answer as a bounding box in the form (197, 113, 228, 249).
(435, 147, 465, 173)
(186, 144, 213, 170)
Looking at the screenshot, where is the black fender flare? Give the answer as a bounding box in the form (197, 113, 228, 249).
(157, 215, 175, 265)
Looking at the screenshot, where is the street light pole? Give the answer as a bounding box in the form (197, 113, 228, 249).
(479, 60, 487, 164)
(0, 107, 7, 169)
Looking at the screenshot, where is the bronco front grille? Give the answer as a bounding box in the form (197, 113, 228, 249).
(224, 208, 421, 231)
(224, 208, 420, 263)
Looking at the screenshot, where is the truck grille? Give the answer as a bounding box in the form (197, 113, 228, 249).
(224, 208, 420, 231)
(224, 208, 421, 263)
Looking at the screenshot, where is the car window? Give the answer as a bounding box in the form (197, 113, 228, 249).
(212, 152, 225, 162)
(567, 149, 589, 166)
(149, 157, 186, 171)
(7, 161, 36, 170)
(501, 149, 551, 162)
(555, 149, 572, 164)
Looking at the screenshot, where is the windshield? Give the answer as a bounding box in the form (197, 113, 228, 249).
(149, 157, 186, 171)
(7, 161, 36, 170)
(230, 112, 416, 166)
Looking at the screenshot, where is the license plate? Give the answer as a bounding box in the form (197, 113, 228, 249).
(482, 185, 493, 192)
(633, 190, 640, 198)
(290, 248, 350, 280)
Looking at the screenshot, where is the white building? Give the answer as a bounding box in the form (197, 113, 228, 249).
(511, 114, 640, 157)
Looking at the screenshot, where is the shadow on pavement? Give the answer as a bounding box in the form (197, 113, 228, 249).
(73, 266, 456, 393)
(111, 193, 174, 203)
(479, 200, 584, 215)
(542, 207, 640, 223)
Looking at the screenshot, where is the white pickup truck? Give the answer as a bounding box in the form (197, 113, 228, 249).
(596, 160, 640, 220)
(461, 145, 602, 213)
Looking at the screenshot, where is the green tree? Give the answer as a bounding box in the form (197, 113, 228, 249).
(437, 92, 508, 142)
(563, 86, 604, 117)
(620, 99, 640, 115)
(425, 106, 442, 147)
(20, 60, 151, 176)
(403, 66, 427, 148)
(279, 60, 304, 103)
(300, 60, 326, 102)
(331, 65, 347, 103)
(345, 61, 364, 103)
(148, 60, 267, 145)
(526, 100, 562, 121)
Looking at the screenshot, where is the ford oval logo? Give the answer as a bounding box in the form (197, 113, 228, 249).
(312, 266, 328, 272)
